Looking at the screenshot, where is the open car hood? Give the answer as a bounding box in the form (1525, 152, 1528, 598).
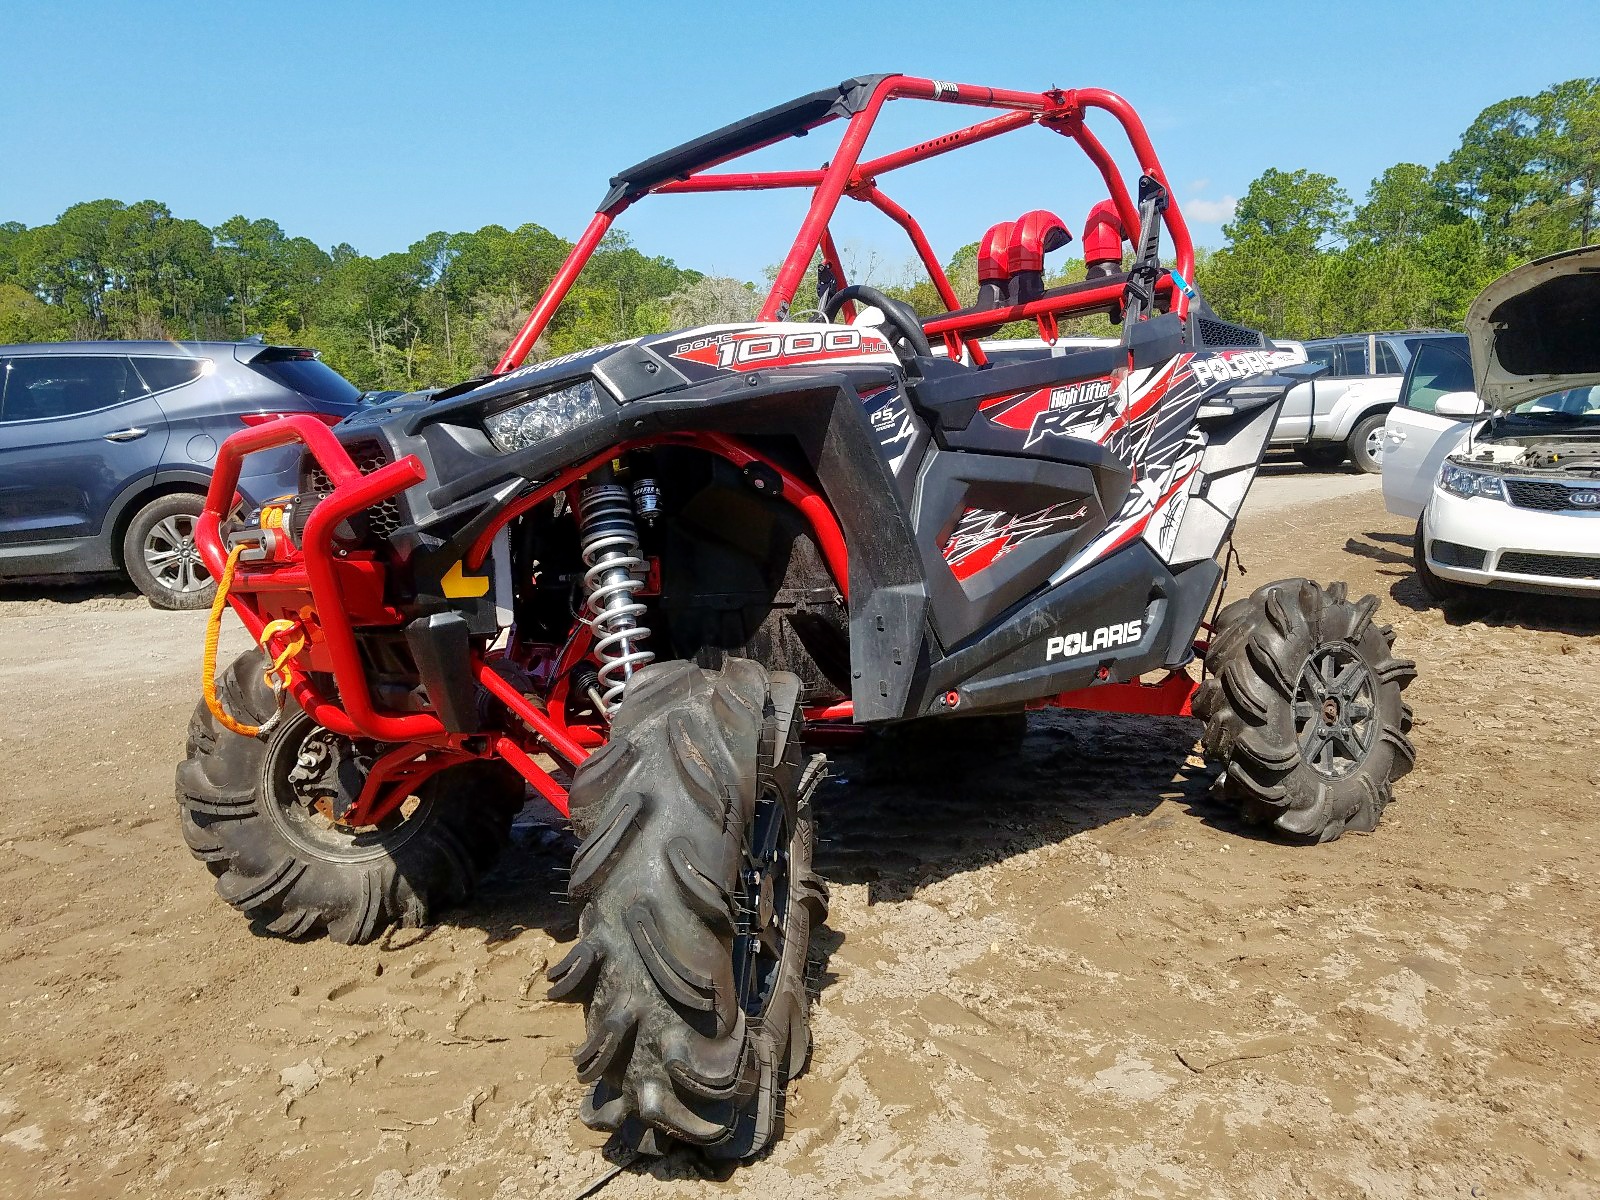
(1466, 245, 1600, 410)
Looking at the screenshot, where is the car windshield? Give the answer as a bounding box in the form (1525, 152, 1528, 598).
(1505, 385, 1600, 425)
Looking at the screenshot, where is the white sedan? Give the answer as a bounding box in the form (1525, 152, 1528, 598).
(1381, 246, 1600, 600)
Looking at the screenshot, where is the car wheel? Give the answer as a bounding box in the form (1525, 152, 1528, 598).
(1348, 413, 1389, 474)
(123, 493, 216, 610)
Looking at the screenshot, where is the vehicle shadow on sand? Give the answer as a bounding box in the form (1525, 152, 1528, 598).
(1256, 459, 1364, 479)
(1342, 528, 1600, 636)
(0, 574, 142, 605)
(810, 708, 1234, 905)
(1392, 573, 1600, 634)
(446, 705, 1240, 947)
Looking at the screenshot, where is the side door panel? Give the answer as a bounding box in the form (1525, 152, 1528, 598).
(1311, 341, 1362, 439)
(1274, 344, 1334, 441)
(1380, 340, 1476, 518)
(1381, 408, 1469, 518)
(0, 356, 170, 546)
(913, 447, 1111, 646)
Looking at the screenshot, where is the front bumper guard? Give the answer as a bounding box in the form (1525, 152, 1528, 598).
(196, 417, 587, 805)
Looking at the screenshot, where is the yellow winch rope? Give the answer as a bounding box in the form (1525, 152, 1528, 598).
(202, 542, 306, 738)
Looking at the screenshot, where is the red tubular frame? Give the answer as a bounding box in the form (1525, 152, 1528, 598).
(462, 432, 849, 600)
(495, 75, 1197, 373)
(199, 416, 853, 809)
(199, 416, 444, 741)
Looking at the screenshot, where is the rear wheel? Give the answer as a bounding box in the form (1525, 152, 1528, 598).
(1347, 412, 1389, 474)
(175, 649, 523, 943)
(124, 493, 215, 610)
(1195, 578, 1416, 842)
(548, 659, 827, 1159)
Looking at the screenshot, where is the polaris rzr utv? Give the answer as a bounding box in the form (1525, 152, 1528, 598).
(177, 75, 1417, 1159)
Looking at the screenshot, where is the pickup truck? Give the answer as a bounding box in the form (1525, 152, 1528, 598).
(1271, 331, 1457, 472)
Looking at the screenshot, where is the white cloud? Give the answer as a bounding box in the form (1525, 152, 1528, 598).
(1185, 195, 1237, 223)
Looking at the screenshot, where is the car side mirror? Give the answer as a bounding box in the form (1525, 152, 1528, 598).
(1434, 391, 1485, 418)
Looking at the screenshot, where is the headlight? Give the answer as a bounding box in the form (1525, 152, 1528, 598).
(483, 379, 605, 453)
(1438, 462, 1506, 501)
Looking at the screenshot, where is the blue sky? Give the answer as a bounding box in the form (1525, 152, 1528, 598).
(4, 0, 1598, 284)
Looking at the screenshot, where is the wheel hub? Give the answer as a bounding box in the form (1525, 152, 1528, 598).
(286, 729, 378, 829)
(733, 795, 791, 1018)
(145, 514, 211, 592)
(1293, 645, 1378, 779)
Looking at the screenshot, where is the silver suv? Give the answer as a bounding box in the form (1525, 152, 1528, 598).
(1271, 331, 1454, 473)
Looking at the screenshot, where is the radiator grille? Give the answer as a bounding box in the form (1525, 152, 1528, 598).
(299, 442, 403, 539)
(1195, 316, 1263, 348)
(1504, 479, 1600, 512)
(1496, 551, 1600, 580)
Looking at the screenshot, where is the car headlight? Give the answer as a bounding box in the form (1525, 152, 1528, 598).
(1438, 462, 1506, 501)
(483, 379, 605, 453)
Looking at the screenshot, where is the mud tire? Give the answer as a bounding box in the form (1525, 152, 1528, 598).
(1194, 578, 1416, 842)
(175, 649, 523, 944)
(548, 658, 827, 1159)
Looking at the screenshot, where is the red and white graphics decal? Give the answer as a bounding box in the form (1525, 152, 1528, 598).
(1187, 347, 1301, 387)
(941, 501, 1091, 582)
(980, 374, 1123, 446)
(1044, 346, 1301, 583)
(669, 324, 896, 372)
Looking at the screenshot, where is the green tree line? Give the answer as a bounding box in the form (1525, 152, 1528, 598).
(1, 77, 1594, 384)
(0, 207, 707, 388)
(1194, 76, 1599, 337)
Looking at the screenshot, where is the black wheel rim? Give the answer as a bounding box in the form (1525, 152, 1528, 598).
(1293, 645, 1378, 779)
(732, 785, 791, 1019)
(262, 716, 433, 863)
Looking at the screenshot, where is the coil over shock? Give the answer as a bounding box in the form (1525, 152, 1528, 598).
(578, 467, 654, 713)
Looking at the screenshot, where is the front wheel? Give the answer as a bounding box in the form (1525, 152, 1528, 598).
(175, 650, 524, 943)
(124, 493, 216, 610)
(1347, 412, 1389, 474)
(1194, 578, 1416, 842)
(548, 659, 827, 1159)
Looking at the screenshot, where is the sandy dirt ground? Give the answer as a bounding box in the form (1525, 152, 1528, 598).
(2, 467, 1598, 1199)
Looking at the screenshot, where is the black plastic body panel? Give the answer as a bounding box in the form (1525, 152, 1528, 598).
(912, 447, 1109, 646)
(907, 345, 1125, 432)
(405, 613, 481, 733)
(349, 365, 930, 724)
(317, 322, 1294, 730)
(600, 75, 891, 211)
(912, 541, 1180, 714)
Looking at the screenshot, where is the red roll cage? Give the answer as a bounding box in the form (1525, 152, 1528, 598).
(495, 73, 1195, 373)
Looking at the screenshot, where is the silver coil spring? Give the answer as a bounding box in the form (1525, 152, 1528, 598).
(577, 482, 654, 713)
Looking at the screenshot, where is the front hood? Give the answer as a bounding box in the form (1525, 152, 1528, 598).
(1466, 244, 1600, 410)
